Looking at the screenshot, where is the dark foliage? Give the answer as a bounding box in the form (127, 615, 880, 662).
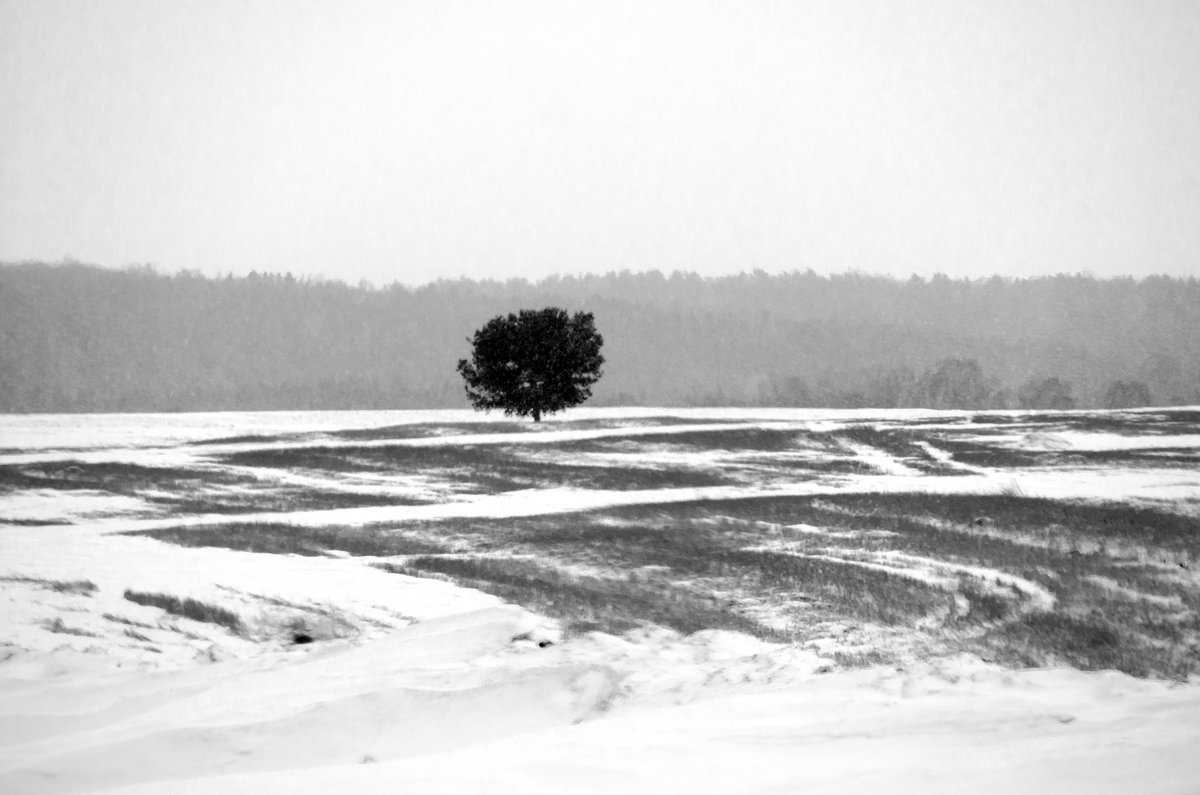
(457, 308, 604, 421)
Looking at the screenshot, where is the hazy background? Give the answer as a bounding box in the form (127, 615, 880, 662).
(4, 263, 1197, 412)
(3, 0, 1199, 286)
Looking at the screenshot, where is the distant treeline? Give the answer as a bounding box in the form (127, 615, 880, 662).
(1, 262, 1197, 413)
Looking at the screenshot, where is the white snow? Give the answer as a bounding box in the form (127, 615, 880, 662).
(0, 490, 154, 524)
(1028, 432, 1200, 452)
(837, 438, 922, 476)
(915, 439, 988, 473)
(3, 637, 1198, 795)
(2, 408, 1200, 793)
(0, 410, 486, 453)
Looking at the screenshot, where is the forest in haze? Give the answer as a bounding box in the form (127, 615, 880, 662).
(1, 261, 1197, 413)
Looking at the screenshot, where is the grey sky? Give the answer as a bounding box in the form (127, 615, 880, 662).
(2, 0, 1198, 285)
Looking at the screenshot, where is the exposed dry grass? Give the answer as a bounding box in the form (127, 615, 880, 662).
(10, 411, 1199, 680)
(129, 522, 450, 557)
(830, 648, 901, 669)
(329, 421, 531, 440)
(372, 490, 1200, 678)
(122, 589, 243, 633)
(0, 460, 249, 495)
(144, 488, 431, 516)
(222, 443, 733, 492)
(102, 612, 156, 629)
(541, 426, 805, 454)
(41, 617, 101, 637)
(379, 556, 781, 639)
(1, 576, 98, 596)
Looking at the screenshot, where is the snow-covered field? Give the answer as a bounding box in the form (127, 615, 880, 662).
(2, 407, 1200, 793)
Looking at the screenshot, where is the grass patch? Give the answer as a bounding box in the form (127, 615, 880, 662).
(545, 426, 806, 453)
(830, 648, 901, 669)
(386, 512, 956, 629)
(389, 491, 1200, 677)
(968, 411, 1183, 434)
(730, 549, 956, 625)
(383, 556, 781, 638)
(188, 432, 298, 446)
(329, 421, 533, 440)
(143, 488, 430, 515)
(40, 617, 101, 637)
(957, 579, 1017, 623)
(129, 522, 450, 557)
(967, 414, 1025, 425)
(223, 443, 733, 492)
(510, 518, 955, 624)
(103, 612, 156, 629)
(738, 455, 878, 476)
(0, 460, 253, 496)
(1157, 409, 1200, 426)
(329, 417, 744, 443)
(221, 444, 484, 471)
(926, 438, 1046, 468)
(1058, 449, 1200, 468)
(807, 492, 1200, 559)
(984, 612, 1166, 678)
(122, 589, 243, 633)
(1, 576, 98, 596)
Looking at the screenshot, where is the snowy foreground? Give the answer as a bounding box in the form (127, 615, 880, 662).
(2, 408, 1200, 793)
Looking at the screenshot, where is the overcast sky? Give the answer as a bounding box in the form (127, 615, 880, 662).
(2, 0, 1198, 285)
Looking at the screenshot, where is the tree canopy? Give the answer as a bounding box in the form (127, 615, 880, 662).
(456, 308, 604, 421)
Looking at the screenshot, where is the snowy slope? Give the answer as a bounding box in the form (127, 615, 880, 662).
(4, 615, 1198, 794)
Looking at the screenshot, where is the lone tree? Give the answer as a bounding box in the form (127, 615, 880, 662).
(456, 307, 604, 421)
